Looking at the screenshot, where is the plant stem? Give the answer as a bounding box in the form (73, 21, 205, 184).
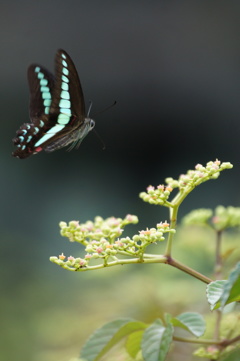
(167, 257, 213, 284)
(61, 255, 168, 271)
(212, 230, 223, 344)
(213, 311, 222, 341)
(219, 334, 240, 347)
(165, 185, 199, 256)
(173, 336, 220, 345)
(215, 230, 223, 279)
(165, 205, 178, 256)
(174, 334, 240, 348)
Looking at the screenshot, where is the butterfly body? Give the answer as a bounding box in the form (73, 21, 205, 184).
(12, 49, 95, 159)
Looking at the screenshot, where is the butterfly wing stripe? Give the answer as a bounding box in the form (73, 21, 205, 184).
(28, 64, 55, 121)
(34, 124, 65, 147)
(49, 49, 85, 128)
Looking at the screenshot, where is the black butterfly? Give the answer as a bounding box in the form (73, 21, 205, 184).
(12, 49, 95, 159)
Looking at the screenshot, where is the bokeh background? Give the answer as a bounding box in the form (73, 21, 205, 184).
(1, 1, 240, 360)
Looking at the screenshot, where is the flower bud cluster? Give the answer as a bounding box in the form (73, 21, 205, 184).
(85, 238, 118, 258)
(59, 214, 139, 245)
(183, 206, 240, 232)
(139, 184, 173, 205)
(133, 222, 175, 245)
(212, 205, 240, 231)
(50, 220, 174, 270)
(182, 209, 213, 227)
(50, 253, 89, 269)
(194, 346, 219, 359)
(140, 160, 232, 206)
(168, 160, 232, 190)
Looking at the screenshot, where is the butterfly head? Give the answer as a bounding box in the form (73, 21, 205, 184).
(87, 118, 95, 132)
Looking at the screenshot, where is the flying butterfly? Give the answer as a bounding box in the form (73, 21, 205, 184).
(12, 49, 95, 159)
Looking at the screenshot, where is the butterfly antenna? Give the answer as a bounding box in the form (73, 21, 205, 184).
(91, 100, 117, 117)
(93, 129, 106, 150)
(87, 100, 93, 117)
(87, 100, 116, 150)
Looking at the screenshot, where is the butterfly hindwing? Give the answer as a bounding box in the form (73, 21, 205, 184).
(12, 114, 50, 159)
(12, 64, 56, 159)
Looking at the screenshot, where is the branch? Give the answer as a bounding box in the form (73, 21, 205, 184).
(167, 257, 213, 284)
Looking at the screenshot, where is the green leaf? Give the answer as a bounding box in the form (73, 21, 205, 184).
(80, 318, 146, 361)
(80, 318, 131, 361)
(206, 263, 240, 311)
(221, 262, 240, 308)
(206, 280, 227, 310)
(171, 312, 206, 337)
(126, 330, 144, 358)
(142, 319, 173, 361)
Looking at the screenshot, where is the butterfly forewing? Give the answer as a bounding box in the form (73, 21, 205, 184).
(49, 49, 85, 127)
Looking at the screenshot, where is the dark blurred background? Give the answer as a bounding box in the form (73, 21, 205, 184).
(1, 1, 240, 360)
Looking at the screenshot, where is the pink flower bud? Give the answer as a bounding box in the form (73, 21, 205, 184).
(96, 247, 103, 254)
(115, 240, 124, 247)
(139, 228, 151, 235)
(126, 214, 134, 221)
(71, 221, 79, 227)
(212, 216, 219, 224)
(79, 259, 86, 266)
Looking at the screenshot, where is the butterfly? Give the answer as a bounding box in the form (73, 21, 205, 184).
(12, 49, 95, 159)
